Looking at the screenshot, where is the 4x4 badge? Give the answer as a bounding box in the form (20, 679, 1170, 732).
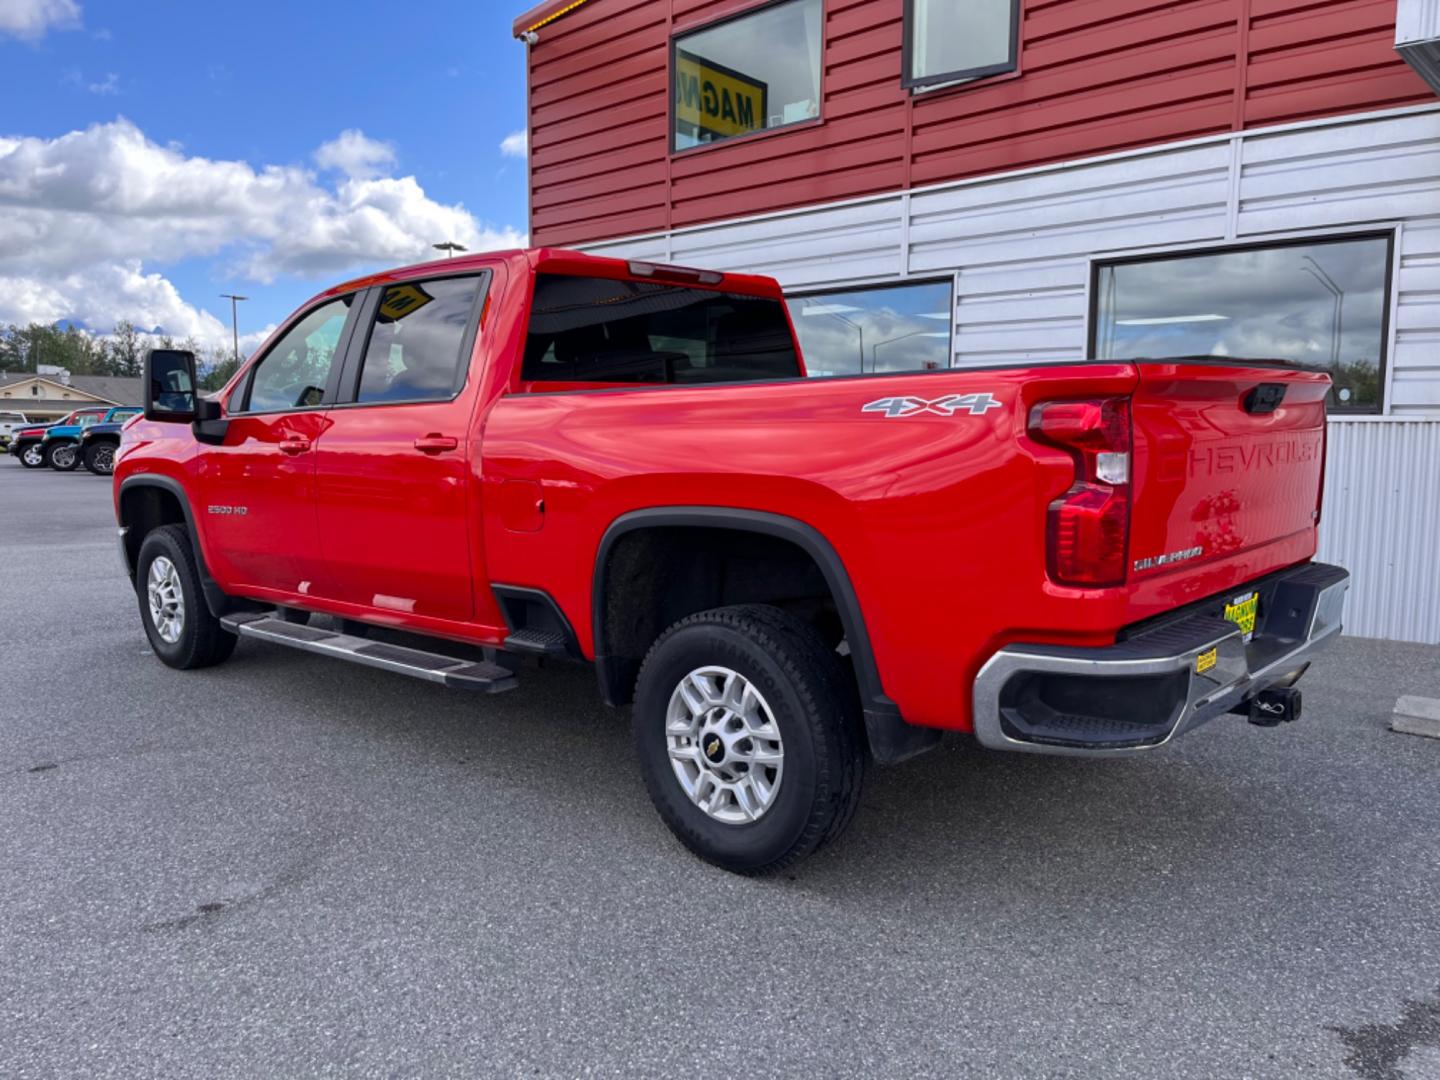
(861, 393, 1003, 418)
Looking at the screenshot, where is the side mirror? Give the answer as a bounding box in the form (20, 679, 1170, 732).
(144, 349, 199, 422)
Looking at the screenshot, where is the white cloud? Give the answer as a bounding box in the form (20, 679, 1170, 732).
(0, 119, 526, 349)
(499, 130, 528, 159)
(313, 128, 395, 180)
(0, 0, 80, 39)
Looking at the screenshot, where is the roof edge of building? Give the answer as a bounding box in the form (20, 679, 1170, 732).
(512, 0, 594, 38)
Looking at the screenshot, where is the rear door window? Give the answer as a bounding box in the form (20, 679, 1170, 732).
(353, 276, 485, 404)
(522, 274, 802, 386)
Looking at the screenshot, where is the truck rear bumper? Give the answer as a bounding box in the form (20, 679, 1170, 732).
(971, 561, 1349, 756)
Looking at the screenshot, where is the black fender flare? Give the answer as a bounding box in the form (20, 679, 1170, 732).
(591, 507, 938, 764)
(116, 474, 229, 618)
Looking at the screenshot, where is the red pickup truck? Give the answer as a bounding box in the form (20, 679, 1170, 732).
(115, 248, 1349, 873)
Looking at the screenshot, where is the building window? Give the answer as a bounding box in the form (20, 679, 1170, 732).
(788, 280, 954, 378)
(903, 0, 1020, 90)
(1092, 234, 1393, 414)
(671, 0, 823, 152)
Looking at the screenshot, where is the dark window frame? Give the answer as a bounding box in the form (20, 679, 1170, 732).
(332, 269, 492, 410)
(1087, 231, 1396, 416)
(785, 276, 956, 376)
(901, 0, 1021, 91)
(668, 0, 826, 157)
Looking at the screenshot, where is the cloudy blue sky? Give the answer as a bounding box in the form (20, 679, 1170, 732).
(0, 0, 531, 352)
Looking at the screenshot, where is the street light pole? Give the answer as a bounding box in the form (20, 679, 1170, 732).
(871, 329, 950, 371)
(433, 241, 468, 259)
(220, 294, 248, 365)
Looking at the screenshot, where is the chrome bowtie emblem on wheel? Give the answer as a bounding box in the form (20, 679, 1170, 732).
(861, 392, 1003, 418)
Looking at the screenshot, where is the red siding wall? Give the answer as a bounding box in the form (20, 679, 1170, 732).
(526, 0, 1430, 246)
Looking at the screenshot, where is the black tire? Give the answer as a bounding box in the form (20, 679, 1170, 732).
(43, 440, 79, 471)
(82, 440, 117, 475)
(633, 604, 865, 875)
(135, 524, 237, 670)
(18, 442, 46, 469)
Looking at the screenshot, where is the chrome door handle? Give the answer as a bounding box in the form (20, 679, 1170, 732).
(278, 436, 311, 455)
(414, 435, 458, 454)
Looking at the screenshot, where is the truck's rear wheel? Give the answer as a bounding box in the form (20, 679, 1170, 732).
(136, 524, 236, 670)
(633, 605, 864, 875)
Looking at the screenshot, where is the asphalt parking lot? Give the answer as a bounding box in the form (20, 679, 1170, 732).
(2, 463, 1439, 1078)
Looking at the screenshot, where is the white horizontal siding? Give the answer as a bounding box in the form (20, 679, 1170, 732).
(670, 197, 906, 289)
(1236, 111, 1440, 234)
(908, 147, 1230, 366)
(1319, 420, 1440, 643)
(582, 234, 668, 262)
(1391, 215, 1440, 413)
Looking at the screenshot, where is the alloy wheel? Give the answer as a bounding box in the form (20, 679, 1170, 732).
(665, 665, 784, 824)
(146, 556, 185, 644)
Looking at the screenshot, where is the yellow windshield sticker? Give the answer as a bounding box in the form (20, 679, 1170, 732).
(379, 283, 434, 323)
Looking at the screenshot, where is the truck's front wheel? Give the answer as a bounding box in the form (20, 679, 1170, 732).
(136, 525, 236, 670)
(633, 605, 865, 875)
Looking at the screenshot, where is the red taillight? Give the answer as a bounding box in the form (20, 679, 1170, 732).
(1028, 397, 1132, 588)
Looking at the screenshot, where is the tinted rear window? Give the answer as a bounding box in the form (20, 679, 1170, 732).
(522, 274, 801, 385)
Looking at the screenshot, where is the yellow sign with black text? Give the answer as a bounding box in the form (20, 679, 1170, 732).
(378, 283, 433, 323)
(674, 49, 767, 141)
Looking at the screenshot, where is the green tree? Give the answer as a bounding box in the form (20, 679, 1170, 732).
(200, 344, 240, 392)
(109, 321, 143, 378)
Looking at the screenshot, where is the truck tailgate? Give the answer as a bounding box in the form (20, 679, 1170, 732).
(1129, 362, 1330, 584)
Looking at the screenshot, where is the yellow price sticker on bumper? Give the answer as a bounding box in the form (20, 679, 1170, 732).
(1196, 647, 1218, 674)
(1224, 592, 1259, 641)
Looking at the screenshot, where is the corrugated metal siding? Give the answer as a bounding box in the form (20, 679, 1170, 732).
(1318, 420, 1440, 642)
(525, 0, 1432, 247)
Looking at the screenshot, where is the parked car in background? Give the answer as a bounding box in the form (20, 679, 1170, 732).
(38, 407, 120, 471)
(8, 411, 87, 468)
(116, 248, 1349, 874)
(0, 411, 31, 449)
(78, 408, 142, 475)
